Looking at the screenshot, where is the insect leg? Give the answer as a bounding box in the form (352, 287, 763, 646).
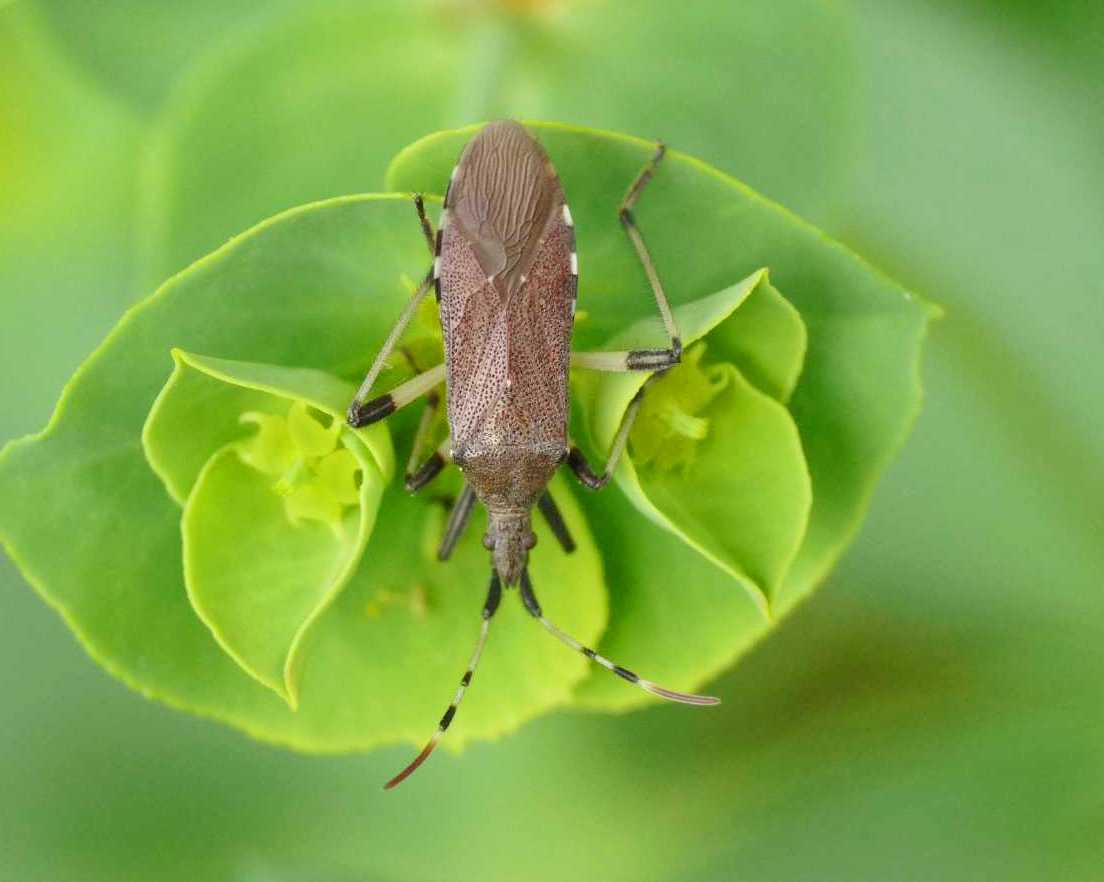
(570, 143, 682, 372)
(413, 194, 436, 258)
(536, 491, 576, 553)
(620, 142, 681, 366)
(402, 385, 448, 492)
(346, 271, 435, 426)
(519, 568, 719, 706)
(384, 570, 504, 789)
(571, 349, 681, 372)
(347, 362, 445, 428)
(563, 384, 647, 490)
(405, 437, 452, 493)
(437, 484, 477, 561)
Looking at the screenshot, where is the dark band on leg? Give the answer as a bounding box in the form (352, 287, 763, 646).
(519, 571, 542, 618)
(483, 571, 503, 618)
(405, 452, 445, 493)
(438, 484, 477, 561)
(625, 337, 681, 371)
(566, 447, 609, 491)
(347, 394, 395, 428)
(537, 491, 576, 553)
(414, 194, 435, 257)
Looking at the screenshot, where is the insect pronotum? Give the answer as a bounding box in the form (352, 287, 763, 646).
(347, 121, 719, 789)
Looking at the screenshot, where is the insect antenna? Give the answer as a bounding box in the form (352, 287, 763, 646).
(384, 571, 503, 790)
(519, 569, 719, 706)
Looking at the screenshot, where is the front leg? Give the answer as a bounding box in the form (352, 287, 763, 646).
(347, 194, 439, 426)
(347, 363, 445, 428)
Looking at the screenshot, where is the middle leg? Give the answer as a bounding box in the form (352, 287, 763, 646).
(572, 142, 682, 374)
(347, 362, 445, 428)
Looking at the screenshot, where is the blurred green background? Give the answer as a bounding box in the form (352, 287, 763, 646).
(1, 0, 1101, 879)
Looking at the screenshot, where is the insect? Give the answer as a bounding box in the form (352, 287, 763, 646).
(347, 120, 718, 789)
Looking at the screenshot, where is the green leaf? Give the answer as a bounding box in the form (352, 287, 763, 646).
(576, 273, 811, 614)
(181, 440, 374, 708)
(626, 368, 809, 608)
(143, 351, 392, 707)
(0, 192, 605, 750)
(388, 122, 934, 617)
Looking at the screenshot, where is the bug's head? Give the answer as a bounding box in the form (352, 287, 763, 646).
(483, 512, 536, 587)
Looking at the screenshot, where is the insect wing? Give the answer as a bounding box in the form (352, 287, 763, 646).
(438, 122, 577, 452)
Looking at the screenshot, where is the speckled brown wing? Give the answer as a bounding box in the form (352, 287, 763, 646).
(437, 121, 577, 459)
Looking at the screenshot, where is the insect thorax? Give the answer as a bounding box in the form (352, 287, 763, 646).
(455, 444, 563, 515)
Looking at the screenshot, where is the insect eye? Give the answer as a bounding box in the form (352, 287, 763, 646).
(525, 533, 537, 550)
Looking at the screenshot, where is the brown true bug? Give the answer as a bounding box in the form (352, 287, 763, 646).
(347, 120, 718, 789)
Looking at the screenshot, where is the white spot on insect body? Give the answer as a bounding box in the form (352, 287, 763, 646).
(450, 164, 459, 181)
(433, 256, 441, 279)
(562, 204, 573, 227)
(570, 252, 578, 276)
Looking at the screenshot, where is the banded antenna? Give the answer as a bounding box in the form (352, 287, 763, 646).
(384, 571, 503, 790)
(520, 569, 719, 706)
